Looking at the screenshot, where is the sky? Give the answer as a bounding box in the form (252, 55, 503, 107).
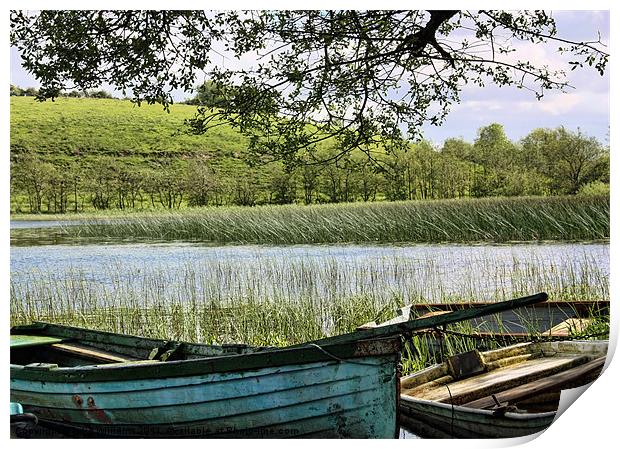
(10, 10, 610, 146)
(420, 11, 610, 145)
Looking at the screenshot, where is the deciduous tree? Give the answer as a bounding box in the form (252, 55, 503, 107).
(10, 10, 608, 166)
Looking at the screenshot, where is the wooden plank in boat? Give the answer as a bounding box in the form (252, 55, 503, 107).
(404, 354, 590, 405)
(544, 318, 593, 337)
(10, 335, 65, 348)
(418, 310, 451, 319)
(50, 342, 135, 363)
(464, 356, 606, 409)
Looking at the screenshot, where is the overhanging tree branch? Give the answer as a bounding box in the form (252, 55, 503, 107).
(10, 9, 608, 167)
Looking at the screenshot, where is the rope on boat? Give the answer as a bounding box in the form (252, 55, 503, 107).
(437, 326, 456, 439)
(445, 383, 455, 439)
(305, 343, 388, 367)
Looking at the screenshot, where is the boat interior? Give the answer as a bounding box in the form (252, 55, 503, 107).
(10, 323, 267, 368)
(400, 341, 607, 413)
(361, 301, 609, 338)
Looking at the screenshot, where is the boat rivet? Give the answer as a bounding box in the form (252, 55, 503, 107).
(87, 396, 95, 407)
(73, 395, 83, 406)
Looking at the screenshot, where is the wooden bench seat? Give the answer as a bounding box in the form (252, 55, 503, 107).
(12, 335, 150, 364)
(464, 356, 606, 409)
(49, 342, 139, 363)
(402, 354, 590, 406)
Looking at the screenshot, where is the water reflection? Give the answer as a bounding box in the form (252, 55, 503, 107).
(10, 220, 84, 229)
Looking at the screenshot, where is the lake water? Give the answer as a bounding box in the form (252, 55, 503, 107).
(10, 232, 609, 305)
(10, 220, 84, 229)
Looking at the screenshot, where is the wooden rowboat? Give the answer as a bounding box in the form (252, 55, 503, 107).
(10, 323, 401, 438)
(10, 293, 550, 438)
(361, 300, 609, 357)
(399, 340, 608, 438)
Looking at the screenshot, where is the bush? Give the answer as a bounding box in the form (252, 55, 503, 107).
(578, 181, 610, 196)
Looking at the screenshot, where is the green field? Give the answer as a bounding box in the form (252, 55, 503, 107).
(10, 96, 246, 159)
(11, 96, 610, 214)
(10, 96, 288, 213)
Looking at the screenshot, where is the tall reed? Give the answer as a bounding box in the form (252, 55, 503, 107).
(59, 195, 610, 244)
(11, 252, 608, 353)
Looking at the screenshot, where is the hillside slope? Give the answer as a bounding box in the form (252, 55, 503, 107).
(10, 96, 247, 163)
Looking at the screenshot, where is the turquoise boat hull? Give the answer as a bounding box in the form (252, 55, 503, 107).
(10, 323, 400, 438)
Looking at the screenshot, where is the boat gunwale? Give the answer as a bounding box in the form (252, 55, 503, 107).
(11, 324, 402, 383)
(11, 321, 262, 353)
(399, 395, 558, 421)
(400, 340, 608, 384)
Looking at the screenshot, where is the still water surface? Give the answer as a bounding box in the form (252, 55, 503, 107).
(10, 237, 608, 303)
(10, 220, 84, 229)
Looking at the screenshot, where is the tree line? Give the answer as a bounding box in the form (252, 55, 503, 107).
(10, 123, 609, 214)
(10, 85, 115, 99)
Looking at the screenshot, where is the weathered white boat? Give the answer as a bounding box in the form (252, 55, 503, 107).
(399, 340, 608, 438)
(360, 300, 609, 339)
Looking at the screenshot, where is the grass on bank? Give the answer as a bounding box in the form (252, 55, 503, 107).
(55, 195, 609, 244)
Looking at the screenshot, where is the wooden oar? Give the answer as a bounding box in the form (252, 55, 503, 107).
(297, 292, 549, 347)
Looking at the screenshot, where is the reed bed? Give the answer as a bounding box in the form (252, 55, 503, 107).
(11, 250, 609, 372)
(59, 195, 610, 244)
(11, 249, 609, 307)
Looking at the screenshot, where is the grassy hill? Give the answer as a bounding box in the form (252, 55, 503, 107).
(10, 96, 610, 216)
(10, 96, 247, 164)
(10, 96, 296, 213)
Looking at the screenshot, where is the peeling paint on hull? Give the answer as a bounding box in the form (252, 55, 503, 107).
(12, 357, 399, 438)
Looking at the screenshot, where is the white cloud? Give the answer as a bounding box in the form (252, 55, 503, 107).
(454, 89, 606, 119)
(536, 93, 582, 116)
(452, 100, 504, 113)
(505, 41, 567, 73)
